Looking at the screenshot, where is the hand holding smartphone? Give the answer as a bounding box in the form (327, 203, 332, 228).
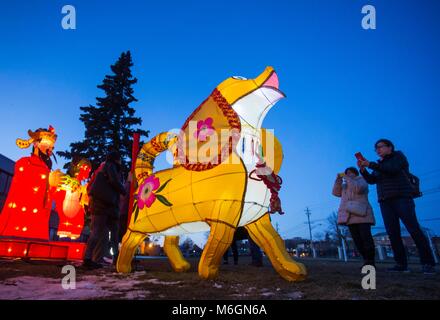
(355, 152, 369, 172)
(355, 152, 366, 161)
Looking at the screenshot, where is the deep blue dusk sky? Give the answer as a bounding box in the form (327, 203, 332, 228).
(1, 0, 439, 238)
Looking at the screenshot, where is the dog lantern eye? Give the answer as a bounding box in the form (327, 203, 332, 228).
(232, 76, 248, 80)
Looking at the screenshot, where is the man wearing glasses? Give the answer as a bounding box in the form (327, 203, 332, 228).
(357, 139, 436, 274)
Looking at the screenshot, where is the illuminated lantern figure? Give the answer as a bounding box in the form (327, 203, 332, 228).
(0, 126, 62, 240)
(53, 159, 91, 240)
(117, 67, 307, 281)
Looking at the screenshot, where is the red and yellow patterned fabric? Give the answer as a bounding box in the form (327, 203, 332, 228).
(175, 89, 241, 171)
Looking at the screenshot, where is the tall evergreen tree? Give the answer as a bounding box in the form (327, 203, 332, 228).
(58, 51, 149, 175)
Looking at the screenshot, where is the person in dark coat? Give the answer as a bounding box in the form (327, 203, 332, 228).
(82, 151, 127, 269)
(223, 227, 263, 266)
(358, 139, 435, 274)
(223, 227, 246, 265)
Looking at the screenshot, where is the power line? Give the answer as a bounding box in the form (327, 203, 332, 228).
(420, 218, 440, 222)
(281, 220, 308, 234)
(279, 225, 309, 238)
(423, 188, 440, 195)
(419, 169, 440, 177)
(309, 218, 328, 223)
(301, 181, 440, 214)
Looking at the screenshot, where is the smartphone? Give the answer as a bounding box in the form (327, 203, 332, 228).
(355, 152, 366, 161)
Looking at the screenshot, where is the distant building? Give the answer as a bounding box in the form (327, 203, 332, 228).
(0, 153, 15, 212)
(373, 229, 437, 259)
(373, 231, 415, 247)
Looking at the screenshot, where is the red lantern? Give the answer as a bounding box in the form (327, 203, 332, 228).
(0, 155, 53, 239)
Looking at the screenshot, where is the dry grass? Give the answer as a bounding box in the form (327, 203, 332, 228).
(1, 256, 439, 300)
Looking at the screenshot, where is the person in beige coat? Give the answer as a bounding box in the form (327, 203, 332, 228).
(332, 167, 376, 267)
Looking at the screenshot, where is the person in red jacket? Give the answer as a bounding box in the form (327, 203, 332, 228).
(0, 126, 62, 240)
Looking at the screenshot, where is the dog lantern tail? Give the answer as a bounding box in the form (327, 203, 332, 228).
(135, 132, 178, 183)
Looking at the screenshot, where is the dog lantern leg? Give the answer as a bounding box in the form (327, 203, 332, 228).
(116, 229, 147, 273)
(164, 236, 191, 272)
(197, 199, 242, 279)
(245, 213, 307, 281)
(198, 221, 236, 280)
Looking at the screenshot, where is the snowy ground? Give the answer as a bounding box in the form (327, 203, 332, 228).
(0, 257, 439, 300)
(0, 272, 147, 300)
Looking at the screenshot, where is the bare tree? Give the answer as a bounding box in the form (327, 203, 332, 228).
(326, 211, 350, 250)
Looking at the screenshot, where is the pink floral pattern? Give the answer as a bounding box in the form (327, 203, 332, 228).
(137, 175, 160, 209)
(194, 117, 215, 142)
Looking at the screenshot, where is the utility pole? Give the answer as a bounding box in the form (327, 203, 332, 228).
(338, 225, 348, 262)
(334, 210, 348, 262)
(305, 207, 315, 257)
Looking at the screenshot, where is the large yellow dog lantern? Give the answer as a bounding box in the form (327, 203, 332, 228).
(117, 67, 307, 281)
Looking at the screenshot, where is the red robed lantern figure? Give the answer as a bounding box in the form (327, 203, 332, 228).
(0, 126, 62, 240)
(53, 158, 91, 240)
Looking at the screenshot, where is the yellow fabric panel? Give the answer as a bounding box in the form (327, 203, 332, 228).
(165, 166, 191, 191)
(147, 210, 181, 232)
(172, 203, 203, 224)
(194, 201, 216, 219)
(190, 172, 245, 203)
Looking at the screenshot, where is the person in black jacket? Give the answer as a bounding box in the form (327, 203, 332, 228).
(82, 151, 127, 269)
(223, 227, 263, 267)
(358, 139, 435, 274)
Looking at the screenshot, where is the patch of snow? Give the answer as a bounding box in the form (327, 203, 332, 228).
(124, 290, 151, 299)
(286, 291, 303, 300)
(0, 276, 113, 300)
(0, 272, 148, 300)
(143, 278, 182, 285)
(213, 283, 223, 289)
(260, 292, 275, 297)
(230, 293, 248, 297)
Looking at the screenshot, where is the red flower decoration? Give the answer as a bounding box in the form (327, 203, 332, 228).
(137, 175, 160, 209)
(194, 117, 215, 142)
